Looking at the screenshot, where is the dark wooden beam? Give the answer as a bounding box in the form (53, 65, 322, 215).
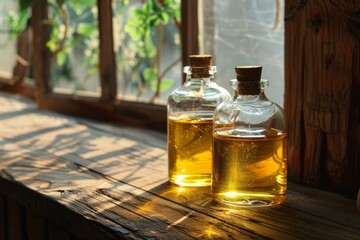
(98, 0, 117, 101)
(32, 0, 52, 104)
(181, 0, 199, 82)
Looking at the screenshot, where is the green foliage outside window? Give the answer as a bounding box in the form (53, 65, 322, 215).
(115, 0, 181, 102)
(6, 0, 181, 102)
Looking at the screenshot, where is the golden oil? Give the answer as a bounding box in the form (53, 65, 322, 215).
(168, 117, 213, 187)
(212, 132, 287, 206)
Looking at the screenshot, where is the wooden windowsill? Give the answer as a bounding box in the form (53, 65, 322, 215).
(0, 92, 359, 239)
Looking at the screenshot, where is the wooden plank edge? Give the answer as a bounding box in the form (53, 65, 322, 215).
(0, 176, 127, 240)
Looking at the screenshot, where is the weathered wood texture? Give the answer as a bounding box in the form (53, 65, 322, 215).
(285, 0, 360, 195)
(0, 92, 359, 239)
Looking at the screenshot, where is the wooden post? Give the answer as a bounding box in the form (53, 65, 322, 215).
(32, 0, 51, 104)
(181, 0, 199, 82)
(285, 0, 360, 196)
(98, 0, 117, 101)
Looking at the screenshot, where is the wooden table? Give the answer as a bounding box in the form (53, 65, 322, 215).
(0, 92, 359, 240)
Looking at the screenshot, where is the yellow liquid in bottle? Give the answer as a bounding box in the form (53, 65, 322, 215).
(168, 118, 213, 187)
(212, 132, 287, 206)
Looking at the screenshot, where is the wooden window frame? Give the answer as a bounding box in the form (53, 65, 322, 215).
(28, 0, 199, 132)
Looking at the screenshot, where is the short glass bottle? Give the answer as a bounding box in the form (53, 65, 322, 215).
(212, 66, 287, 206)
(167, 55, 231, 187)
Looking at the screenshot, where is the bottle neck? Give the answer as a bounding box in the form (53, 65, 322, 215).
(236, 81, 261, 95)
(184, 66, 216, 82)
(186, 74, 214, 82)
(231, 79, 268, 96)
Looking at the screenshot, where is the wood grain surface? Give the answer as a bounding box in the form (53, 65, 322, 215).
(285, 0, 360, 195)
(0, 92, 359, 239)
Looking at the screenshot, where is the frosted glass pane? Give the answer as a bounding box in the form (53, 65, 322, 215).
(0, 1, 20, 78)
(49, 0, 101, 96)
(202, 0, 284, 106)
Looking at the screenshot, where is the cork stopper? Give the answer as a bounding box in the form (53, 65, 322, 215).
(189, 55, 212, 67)
(235, 66, 262, 95)
(188, 55, 213, 78)
(235, 66, 262, 82)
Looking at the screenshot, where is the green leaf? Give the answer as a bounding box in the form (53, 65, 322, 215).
(124, 24, 142, 41)
(133, 8, 145, 17)
(142, 2, 151, 14)
(7, 10, 30, 39)
(56, 51, 67, 66)
(142, 33, 156, 58)
(46, 40, 58, 52)
(19, 0, 34, 11)
(68, 0, 95, 14)
(161, 12, 170, 23)
(87, 67, 98, 76)
(150, 78, 174, 92)
(77, 23, 97, 37)
(148, 15, 162, 26)
(143, 67, 157, 83)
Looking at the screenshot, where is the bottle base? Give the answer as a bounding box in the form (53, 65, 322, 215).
(170, 174, 211, 187)
(213, 191, 286, 207)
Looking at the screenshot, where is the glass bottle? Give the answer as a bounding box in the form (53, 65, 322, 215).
(167, 55, 231, 187)
(212, 66, 287, 206)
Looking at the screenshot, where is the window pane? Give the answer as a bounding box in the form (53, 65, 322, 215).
(48, 0, 100, 96)
(113, 0, 182, 104)
(0, 1, 29, 80)
(201, 0, 284, 106)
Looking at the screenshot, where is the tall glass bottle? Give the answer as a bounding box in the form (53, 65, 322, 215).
(212, 66, 287, 206)
(167, 55, 231, 187)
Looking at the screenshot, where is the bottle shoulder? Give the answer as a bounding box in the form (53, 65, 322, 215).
(168, 81, 231, 103)
(213, 96, 286, 133)
(167, 82, 231, 117)
(215, 96, 282, 112)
